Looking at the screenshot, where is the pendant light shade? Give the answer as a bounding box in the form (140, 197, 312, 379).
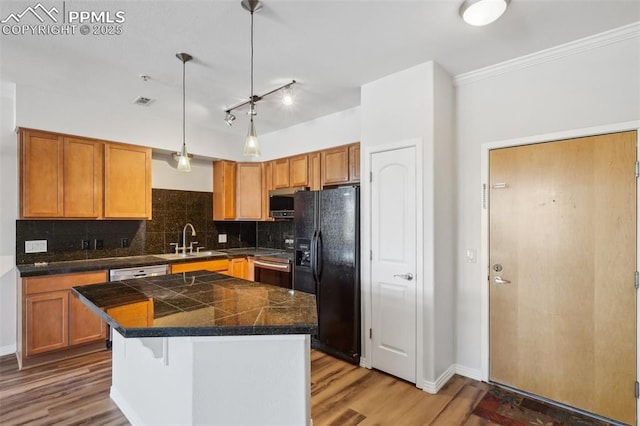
(459, 0, 510, 26)
(243, 118, 260, 156)
(173, 52, 193, 171)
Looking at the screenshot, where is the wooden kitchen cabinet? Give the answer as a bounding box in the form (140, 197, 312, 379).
(213, 160, 237, 220)
(104, 143, 152, 219)
(262, 161, 273, 221)
(289, 155, 309, 187)
(228, 258, 248, 279)
(64, 137, 103, 218)
(20, 129, 64, 218)
(19, 270, 109, 368)
(272, 158, 290, 188)
(308, 151, 321, 190)
(170, 259, 230, 274)
(236, 163, 263, 220)
(321, 143, 360, 187)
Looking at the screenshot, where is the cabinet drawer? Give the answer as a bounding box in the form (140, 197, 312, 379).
(24, 270, 108, 295)
(170, 259, 229, 274)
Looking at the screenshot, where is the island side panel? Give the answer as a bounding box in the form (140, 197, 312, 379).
(110, 331, 311, 426)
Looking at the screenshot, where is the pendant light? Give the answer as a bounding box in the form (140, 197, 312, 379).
(173, 52, 193, 171)
(242, 0, 261, 157)
(459, 0, 510, 26)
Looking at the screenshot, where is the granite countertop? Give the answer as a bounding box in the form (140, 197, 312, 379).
(16, 248, 291, 277)
(72, 270, 317, 338)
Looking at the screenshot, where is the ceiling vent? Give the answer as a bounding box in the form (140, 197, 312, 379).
(132, 96, 154, 106)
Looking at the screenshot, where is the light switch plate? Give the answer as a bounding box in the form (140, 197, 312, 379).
(465, 249, 477, 263)
(25, 240, 47, 253)
(218, 234, 227, 243)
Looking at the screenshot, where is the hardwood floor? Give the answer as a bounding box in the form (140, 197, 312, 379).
(0, 349, 492, 425)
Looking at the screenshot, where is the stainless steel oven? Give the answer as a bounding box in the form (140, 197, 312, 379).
(253, 254, 292, 289)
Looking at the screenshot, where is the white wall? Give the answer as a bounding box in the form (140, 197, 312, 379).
(454, 26, 640, 373)
(0, 80, 18, 355)
(152, 154, 213, 192)
(361, 61, 456, 388)
(256, 106, 361, 160)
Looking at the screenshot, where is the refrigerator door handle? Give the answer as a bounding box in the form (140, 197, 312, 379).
(310, 230, 318, 282)
(316, 230, 323, 280)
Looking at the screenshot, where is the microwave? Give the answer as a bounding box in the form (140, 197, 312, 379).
(269, 187, 306, 219)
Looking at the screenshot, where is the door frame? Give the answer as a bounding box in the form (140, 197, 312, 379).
(361, 138, 424, 388)
(480, 120, 640, 417)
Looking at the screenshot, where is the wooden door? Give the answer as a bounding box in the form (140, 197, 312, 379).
(489, 131, 637, 425)
(308, 152, 321, 190)
(20, 130, 64, 218)
(25, 291, 69, 356)
(236, 163, 263, 220)
(273, 158, 290, 188)
(69, 292, 107, 346)
(104, 143, 151, 219)
(371, 146, 417, 383)
(213, 160, 236, 220)
(321, 146, 349, 187)
(64, 137, 103, 218)
(289, 155, 309, 187)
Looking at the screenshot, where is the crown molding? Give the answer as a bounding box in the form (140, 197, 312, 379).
(454, 21, 640, 87)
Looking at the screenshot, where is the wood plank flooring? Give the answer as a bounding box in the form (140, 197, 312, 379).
(0, 349, 493, 425)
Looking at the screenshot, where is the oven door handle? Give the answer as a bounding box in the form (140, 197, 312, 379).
(253, 260, 291, 271)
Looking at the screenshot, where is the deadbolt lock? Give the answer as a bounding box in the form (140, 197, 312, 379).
(493, 264, 503, 272)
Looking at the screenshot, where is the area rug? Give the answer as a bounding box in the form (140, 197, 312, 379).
(472, 387, 612, 426)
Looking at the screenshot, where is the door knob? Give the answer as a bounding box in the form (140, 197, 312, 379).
(394, 273, 414, 281)
(493, 276, 511, 284)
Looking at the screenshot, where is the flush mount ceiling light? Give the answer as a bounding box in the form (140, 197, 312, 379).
(459, 0, 510, 26)
(172, 52, 194, 172)
(224, 0, 297, 157)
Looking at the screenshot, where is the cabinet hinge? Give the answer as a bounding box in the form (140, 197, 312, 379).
(635, 381, 639, 398)
(482, 184, 487, 210)
(369, 172, 373, 183)
(369, 328, 372, 339)
(635, 161, 639, 178)
(635, 271, 639, 290)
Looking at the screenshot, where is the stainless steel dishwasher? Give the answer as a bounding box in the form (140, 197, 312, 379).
(109, 264, 169, 281)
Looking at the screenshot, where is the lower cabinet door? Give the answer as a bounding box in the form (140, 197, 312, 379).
(69, 292, 107, 346)
(26, 291, 69, 356)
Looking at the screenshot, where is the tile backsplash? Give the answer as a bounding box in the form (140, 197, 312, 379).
(16, 188, 294, 264)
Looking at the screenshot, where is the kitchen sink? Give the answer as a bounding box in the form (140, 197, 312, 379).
(153, 251, 227, 261)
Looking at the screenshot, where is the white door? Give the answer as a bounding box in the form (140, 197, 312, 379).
(370, 146, 417, 383)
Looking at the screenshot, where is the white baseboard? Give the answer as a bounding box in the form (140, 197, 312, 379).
(359, 356, 368, 369)
(0, 344, 16, 357)
(454, 364, 482, 381)
(110, 386, 143, 426)
(422, 364, 456, 394)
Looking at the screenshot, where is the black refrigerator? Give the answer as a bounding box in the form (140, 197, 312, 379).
(294, 186, 360, 364)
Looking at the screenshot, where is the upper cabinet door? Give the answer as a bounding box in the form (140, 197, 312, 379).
(21, 130, 64, 218)
(289, 155, 309, 187)
(236, 163, 263, 220)
(104, 143, 152, 219)
(348, 143, 360, 182)
(63, 137, 103, 218)
(213, 160, 237, 220)
(321, 145, 350, 187)
(273, 158, 290, 189)
(308, 152, 321, 191)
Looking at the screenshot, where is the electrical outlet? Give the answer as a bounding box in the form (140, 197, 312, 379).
(94, 239, 104, 250)
(25, 240, 47, 253)
(121, 238, 129, 248)
(218, 234, 227, 243)
(81, 240, 89, 250)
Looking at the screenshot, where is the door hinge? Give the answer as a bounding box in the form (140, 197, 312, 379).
(635, 161, 639, 178)
(369, 172, 373, 183)
(370, 250, 373, 261)
(482, 184, 487, 210)
(635, 271, 639, 290)
(369, 328, 372, 339)
(635, 381, 639, 398)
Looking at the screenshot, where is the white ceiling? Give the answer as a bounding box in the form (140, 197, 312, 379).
(1, 0, 639, 153)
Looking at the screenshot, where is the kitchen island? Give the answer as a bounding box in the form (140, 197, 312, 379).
(72, 270, 317, 426)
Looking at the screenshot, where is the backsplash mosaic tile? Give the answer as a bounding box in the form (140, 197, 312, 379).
(16, 188, 292, 264)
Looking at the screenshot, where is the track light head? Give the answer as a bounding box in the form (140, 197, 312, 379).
(225, 111, 236, 126)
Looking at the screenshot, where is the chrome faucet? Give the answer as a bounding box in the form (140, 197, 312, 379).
(182, 222, 197, 254)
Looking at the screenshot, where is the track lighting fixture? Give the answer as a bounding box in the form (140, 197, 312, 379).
(224, 0, 296, 157)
